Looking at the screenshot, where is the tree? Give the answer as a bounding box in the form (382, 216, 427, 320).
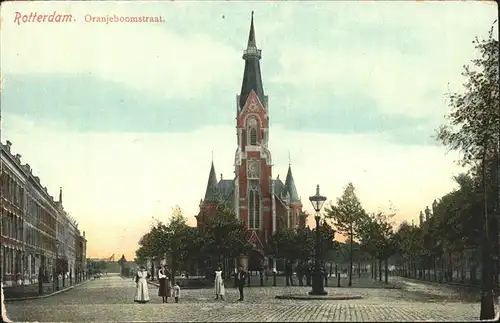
(435, 25, 498, 320)
(267, 228, 299, 261)
(393, 222, 424, 279)
(359, 212, 396, 283)
(135, 222, 170, 265)
(201, 198, 253, 277)
(325, 182, 367, 286)
(318, 220, 336, 257)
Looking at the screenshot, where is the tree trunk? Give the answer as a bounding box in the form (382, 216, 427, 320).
(384, 258, 389, 284)
(433, 257, 437, 281)
(348, 228, 353, 287)
(378, 259, 382, 281)
(171, 258, 176, 285)
(448, 252, 453, 282)
(460, 251, 465, 283)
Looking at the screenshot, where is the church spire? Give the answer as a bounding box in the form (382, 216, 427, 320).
(247, 11, 256, 48)
(285, 164, 300, 203)
(239, 11, 265, 110)
(203, 161, 218, 201)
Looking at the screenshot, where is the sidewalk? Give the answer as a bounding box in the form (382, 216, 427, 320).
(395, 275, 481, 289)
(4, 279, 92, 302)
(393, 276, 483, 303)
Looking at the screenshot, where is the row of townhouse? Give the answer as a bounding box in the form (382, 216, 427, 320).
(0, 140, 87, 287)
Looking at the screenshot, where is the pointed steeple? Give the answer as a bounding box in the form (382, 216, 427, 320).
(285, 165, 300, 203)
(247, 11, 256, 48)
(239, 11, 265, 110)
(203, 161, 218, 201)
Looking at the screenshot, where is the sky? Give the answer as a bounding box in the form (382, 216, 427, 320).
(0, 1, 498, 261)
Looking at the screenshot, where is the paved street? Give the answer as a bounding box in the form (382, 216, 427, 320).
(4, 274, 495, 322)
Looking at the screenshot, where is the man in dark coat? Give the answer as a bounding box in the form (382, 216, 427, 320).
(285, 261, 294, 286)
(236, 265, 247, 301)
(297, 262, 304, 286)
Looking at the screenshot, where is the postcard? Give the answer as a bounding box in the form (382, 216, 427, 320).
(1, 1, 499, 322)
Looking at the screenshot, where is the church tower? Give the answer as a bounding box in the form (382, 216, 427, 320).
(196, 12, 303, 272)
(234, 11, 272, 253)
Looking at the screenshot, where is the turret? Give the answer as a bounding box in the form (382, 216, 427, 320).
(203, 161, 218, 202)
(285, 165, 300, 203)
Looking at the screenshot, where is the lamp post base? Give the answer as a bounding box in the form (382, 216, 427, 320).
(308, 275, 328, 296)
(308, 290, 328, 296)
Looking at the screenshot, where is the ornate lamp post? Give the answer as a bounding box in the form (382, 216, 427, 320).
(308, 185, 327, 296)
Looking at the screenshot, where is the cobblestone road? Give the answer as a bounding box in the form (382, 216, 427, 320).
(4, 274, 494, 322)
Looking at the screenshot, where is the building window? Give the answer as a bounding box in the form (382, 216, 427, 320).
(287, 208, 292, 228)
(249, 127, 257, 145)
(248, 180, 261, 230)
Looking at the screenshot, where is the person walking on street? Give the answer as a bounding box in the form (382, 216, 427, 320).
(172, 282, 180, 303)
(158, 265, 170, 303)
(297, 262, 304, 286)
(214, 265, 225, 301)
(285, 260, 294, 286)
(134, 266, 150, 304)
(236, 265, 247, 301)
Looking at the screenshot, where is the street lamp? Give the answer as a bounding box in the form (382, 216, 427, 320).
(308, 184, 327, 296)
(55, 240, 61, 291)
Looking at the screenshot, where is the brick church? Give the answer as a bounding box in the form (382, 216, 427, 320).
(195, 13, 305, 271)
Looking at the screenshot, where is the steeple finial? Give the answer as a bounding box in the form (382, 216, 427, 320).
(211, 150, 214, 163)
(288, 151, 291, 166)
(247, 10, 256, 48)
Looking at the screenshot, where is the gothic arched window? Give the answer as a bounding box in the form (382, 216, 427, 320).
(247, 117, 258, 146)
(249, 127, 257, 145)
(287, 208, 292, 228)
(248, 180, 261, 229)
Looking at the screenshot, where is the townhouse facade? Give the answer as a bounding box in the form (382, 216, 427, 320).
(0, 140, 87, 286)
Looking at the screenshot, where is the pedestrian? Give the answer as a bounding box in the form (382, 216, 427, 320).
(297, 262, 304, 286)
(172, 282, 180, 303)
(285, 260, 294, 286)
(236, 265, 247, 301)
(214, 265, 225, 301)
(158, 266, 169, 303)
(134, 266, 150, 303)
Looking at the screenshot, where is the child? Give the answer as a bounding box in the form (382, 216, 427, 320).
(172, 282, 180, 303)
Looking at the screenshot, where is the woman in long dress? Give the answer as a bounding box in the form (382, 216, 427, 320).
(214, 265, 225, 301)
(158, 265, 172, 303)
(134, 266, 150, 303)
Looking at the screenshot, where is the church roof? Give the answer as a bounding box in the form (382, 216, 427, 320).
(285, 165, 300, 203)
(239, 11, 266, 109)
(216, 179, 235, 204)
(202, 162, 235, 208)
(203, 162, 218, 201)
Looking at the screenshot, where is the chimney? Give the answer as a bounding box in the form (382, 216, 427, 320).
(59, 187, 63, 204)
(220, 173, 223, 180)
